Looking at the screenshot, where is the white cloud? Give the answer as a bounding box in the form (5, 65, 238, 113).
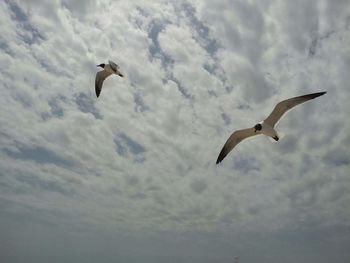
(1, 0, 349, 262)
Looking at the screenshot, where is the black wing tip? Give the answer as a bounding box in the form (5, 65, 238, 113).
(95, 88, 101, 98)
(310, 91, 327, 99)
(216, 155, 226, 164)
(296, 91, 327, 101)
(314, 91, 327, 96)
(216, 148, 227, 165)
(307, 91, 327, 98)
(95, 83, 101, 98)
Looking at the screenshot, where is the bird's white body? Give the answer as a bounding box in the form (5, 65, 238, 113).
(258, 121, 279, 140)
(104, 64, 115, 75)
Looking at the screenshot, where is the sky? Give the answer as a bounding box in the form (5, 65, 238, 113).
(0, 0, 349, 262)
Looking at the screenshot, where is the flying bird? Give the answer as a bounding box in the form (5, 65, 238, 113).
(216, 91, 327, 164)
(95, 60, 124, 98)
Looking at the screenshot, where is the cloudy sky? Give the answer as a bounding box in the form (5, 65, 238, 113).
(1, 0, 349, 262)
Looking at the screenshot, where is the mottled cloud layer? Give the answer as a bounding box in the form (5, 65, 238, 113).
(1, 0, 349, 262)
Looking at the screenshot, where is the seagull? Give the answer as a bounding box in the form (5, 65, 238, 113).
(95, 60, 124, 98)
(216, 91, 327, 164)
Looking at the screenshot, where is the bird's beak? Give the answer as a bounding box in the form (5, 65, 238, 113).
(118, 73, 124, 77)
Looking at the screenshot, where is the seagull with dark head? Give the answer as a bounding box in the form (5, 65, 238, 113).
(95, 60, 124, 98)
(216, 91, 327, 164)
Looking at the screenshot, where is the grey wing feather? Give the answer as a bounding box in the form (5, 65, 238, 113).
(95, 70, 112, 98)
(108, 60, 119, 72)
(264, 91, 327, 127)
(216, 128, 258, 164)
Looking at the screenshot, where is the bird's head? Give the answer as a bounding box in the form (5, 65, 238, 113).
(97, 63, 105, 68)
(254, 123, 262, 132)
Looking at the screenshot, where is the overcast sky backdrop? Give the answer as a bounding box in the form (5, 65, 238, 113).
(1, 0, 350, 262)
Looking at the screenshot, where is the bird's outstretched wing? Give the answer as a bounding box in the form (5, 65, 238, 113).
(264, 91, 327, 127)
(95, 70, 112, 97)
(216, 128, 259, 164)
(109, 60, 120, 72)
